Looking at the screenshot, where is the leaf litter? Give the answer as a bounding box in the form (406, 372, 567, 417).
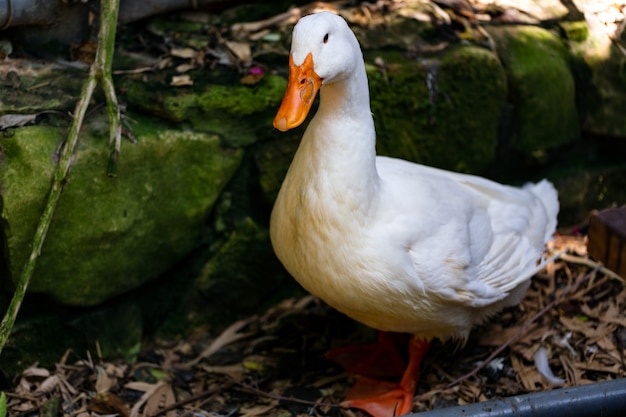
(2, 233, 625, 417)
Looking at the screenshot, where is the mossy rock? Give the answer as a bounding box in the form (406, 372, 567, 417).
(254, 135, 301, 205)
(554, 166, 626, 225)
(0, 62, 86, 114)
(559, 20, 589, 42)
(487, 25, 579, 152)
(117, 72, 287, 147)
(0, 112, 244, 306)
(567, 17, 626, 138)
(350, 13, 435, 50)
(368, 44, 506, 172)
(194, 217, 298, 325)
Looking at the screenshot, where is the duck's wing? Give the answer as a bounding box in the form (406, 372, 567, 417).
(376, 156, 558, 309)
(458, 177, 558, 302)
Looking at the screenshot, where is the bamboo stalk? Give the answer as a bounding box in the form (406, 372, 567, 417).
(0, 0, 121, 355)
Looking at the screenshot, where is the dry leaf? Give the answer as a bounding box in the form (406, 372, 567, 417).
(12, 401, 36, 412)
(143, 381, 176, 417)
(129, 380, 167, 417)
(21, 364, 50, 378)
(170, 47, 197, 59)
(559, 315, 591, 335)
(559, 353, 582, 385)
(240, 72, 264, 85)
(225, 40, 251, 64)
(157, 56, 173, 70)
(126, 381, 159, 392)
(170, 75, 193, 86)
(182, 317, 256, 368)
(88, 392, 130, 417)
(95, 363, 123, 393)
(238, 403, 277, 417)
(511, 354, 546, 391)
(37, 375, 60, 394)
(176, 63, 196, 73)
(198, 363, 246, 381)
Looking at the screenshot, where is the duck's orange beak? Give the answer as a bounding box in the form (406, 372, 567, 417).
(273, 53, 322, 132)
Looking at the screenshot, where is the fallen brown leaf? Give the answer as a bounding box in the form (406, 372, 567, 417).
(88, 392, 130, 417)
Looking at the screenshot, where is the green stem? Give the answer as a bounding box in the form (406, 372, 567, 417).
(0, 0, 120, 355)
(100, 0, 122, 177)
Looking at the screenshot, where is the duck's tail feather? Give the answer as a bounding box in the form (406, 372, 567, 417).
(524, 179, 559, 243)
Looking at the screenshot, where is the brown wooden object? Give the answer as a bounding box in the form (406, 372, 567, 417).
(588, 207, 626, 279)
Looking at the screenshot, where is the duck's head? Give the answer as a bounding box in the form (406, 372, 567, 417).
(273, 12, 362, 132)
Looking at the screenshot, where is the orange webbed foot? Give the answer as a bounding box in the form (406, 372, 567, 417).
(341, 376, 414, 417)
(338, 337, 430, 417)
(326, 331, 409, 379)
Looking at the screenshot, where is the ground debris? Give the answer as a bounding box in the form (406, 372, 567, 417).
(3, 234, 625, 417)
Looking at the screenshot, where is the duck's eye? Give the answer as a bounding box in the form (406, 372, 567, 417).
(323, 33, 329, 44)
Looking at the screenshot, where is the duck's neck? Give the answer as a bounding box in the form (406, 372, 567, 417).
(293, 64, 380, 217)
(317, 64, 373, 125)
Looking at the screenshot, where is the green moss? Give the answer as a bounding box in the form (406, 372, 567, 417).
(0, 113, 244, 306)
(162, 93, 199, 121)
(197, 74, 286, 115)
(0, 126, 59, 276)
(119, 73, 286, 146)
(116, 76, 189, 122)
(568, 22, 626, 137)
(255, 136, 301, 204)
(560, 21, 589, 42)
(488, 26, 579, 152)
(194, 74, 286, 146)
(146, 17, 205, 36)
(368, 45, 506, 172)
(194, 217, 298, 325)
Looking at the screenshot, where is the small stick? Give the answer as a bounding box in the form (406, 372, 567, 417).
(232, 380, 341, 408)
(558, 253, 623, 283)
(0, 0, 121, 355)
(149, 381, 234, 417)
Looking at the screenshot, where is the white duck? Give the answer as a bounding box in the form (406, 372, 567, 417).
(270, 11, 558, 417)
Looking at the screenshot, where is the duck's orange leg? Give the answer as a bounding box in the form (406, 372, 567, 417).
(341, 337, 430, 417)
(326, 331, 409, 379)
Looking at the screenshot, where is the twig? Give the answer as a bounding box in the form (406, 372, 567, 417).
(232, 380, 341, 408)
(0, 71, 98, 356)
(445, 265, 600, 388)
(231, 8, 301, 34)
(97, 0, 122, 176)
(4, 392, 39, 402)
(149, 381, 234, 417)
(0, 0, 121, 356)
(558, 253, 624, 283)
